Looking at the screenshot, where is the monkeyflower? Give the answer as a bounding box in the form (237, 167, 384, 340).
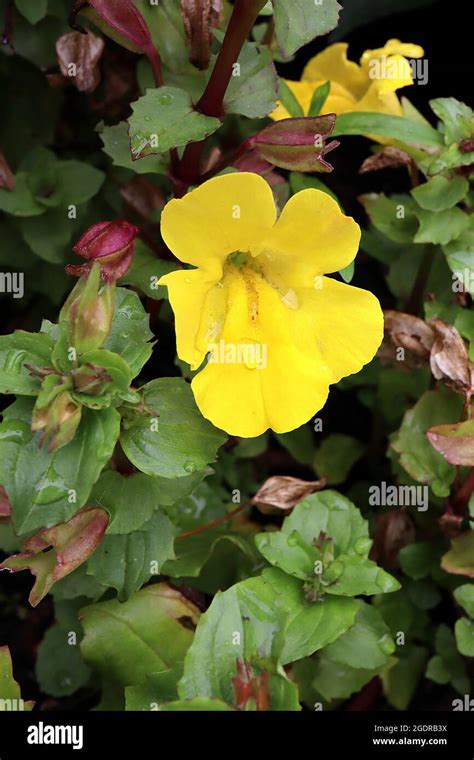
(271, 39, 424, 123)
(66, 220, 139, 282)
(159, 173, 383, 438)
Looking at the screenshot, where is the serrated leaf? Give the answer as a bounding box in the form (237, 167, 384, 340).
(121, 378, 226, 478)
(223, 42, 277, 118)
(323, 601, 394, 669)
(103, 287, 154, 376)
(100, 122, 169, 174)
(86, 512, 176, 600)
(272, 0, 341, 58)
(0, 331, 54, 395)
(0, 398, 120, 535)
(430, 98, 474, 144)
(411, 175, 469, 212)
(128, 87, 221, 159)
(91, 470, 165, 534)
(414, 207, 469, 246)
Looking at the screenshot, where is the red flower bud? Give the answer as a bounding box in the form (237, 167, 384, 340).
(232, 659, 271, 711)
(66, 220, 139, 283)
(249, 115, 339, 173)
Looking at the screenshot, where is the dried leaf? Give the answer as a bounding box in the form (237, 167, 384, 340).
(429, 318, 473, 396)
(180, 0, 223, 70)
(56, 30, 105, 93)
(0, 507, 108, 606)
(0, 152, 15, 190)
(384, 310, 434, 362)
(370, 511, 416, 571)
(360, 147, 413, 174)
(427, 420, 474, 466)
(252, 476, 326, 515)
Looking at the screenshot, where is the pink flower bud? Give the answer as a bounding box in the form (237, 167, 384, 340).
(249, 115, 340, 173)
(66, 220, 139, 283)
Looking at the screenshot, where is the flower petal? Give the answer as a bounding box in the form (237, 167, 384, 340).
(159, 268, 228, 370)
(255, 189, 361, 288)
(191, 266, 332, 437)
(304, 277, 384, 383)
(359, 39, 424, 71)
(160, 172, 277, 267)
(302, 43, 367, 99)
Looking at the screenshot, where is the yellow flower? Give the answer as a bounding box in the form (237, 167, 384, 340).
(271, 39, 424, 122)
(159, 173, 383, 438)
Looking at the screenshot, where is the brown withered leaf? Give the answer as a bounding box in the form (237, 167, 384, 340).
(180, 0, 223, 70)
(0, 152, 15, 191)
(384, 310, 434, 359)
(360, 146, 413, 174)
(56, 30, 105, 93)
(370, 511, 415, 571)
(427, 419, 474, 467)
(252, 476, 326, 515)
(429, 318, 473, 396)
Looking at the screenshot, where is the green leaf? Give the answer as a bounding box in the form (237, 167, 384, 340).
(222, 40, 277, 118)
(99, 122, 169, 175)
(333, 112, 444, 148)
(411, 175, 469, 212)
(359, 193, 419, 244)
(163, 531, 255, 579)
(160, 697, 236, 711)
(36, 625, 91, 698)
(91, 470, 165, 534)
(0, 173, 45, 217)
(86, 512, 176, 600)
(324, 602, 395, 669)
(277, 79, 304, 118)
(128, 87, 221, 159)
(0, 331, 53, 395)
(80, 584, 200, 706)
(391, 388, 462, 497)
(427, 624, 469, 694)
(441, 532, 474, 578)
(455, 617, 474, 657)
(289, 171, 339, 203)
(21, 209, 76, 264)
(179, 568, 357, 709)
(272, 0, 341, 58)
(0, 398, 120, 535)
(454, 584, 474, 618)
(399, 541, 442, 580)
(313, 434, 365, 485)
(125, 667, 181, 710)
(308, 80, 330, 117)
(322, 555, 400, 597)
(443, 228, 474, 295)
(14, 0, 48, 24)
(119, 240, 176, 300)
(414, 207, 469, 246)
(121, 378, 226, 478)
(103, 287, 154, 376)
(430, 98, 474, 144)
(0, 646, 34, 709)
(382, 646, 428, 710)
(49, 161, 105, 207)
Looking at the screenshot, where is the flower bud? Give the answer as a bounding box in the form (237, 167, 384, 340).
(61, 262, 115, 354)
(66, 219, 139, 283)
(249, 115, 339, 173)
(32, 391, 82, 452)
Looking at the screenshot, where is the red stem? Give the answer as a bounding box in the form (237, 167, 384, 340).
(175, 0, 265, 188)
(176, 500, 252, 540)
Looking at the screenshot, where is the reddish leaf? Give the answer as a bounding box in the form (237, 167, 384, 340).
(441, 532, 474, 578)
(71, 0, 155, 58)
(0, 152, 15, 190)
(0, 508, 108, 606)
(249, 115, 339, 173)
(0, 486, 11, 518)
(232, 659, 270, 711)
(427, 420, 474, 466)
(56, 30, 105, 93)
